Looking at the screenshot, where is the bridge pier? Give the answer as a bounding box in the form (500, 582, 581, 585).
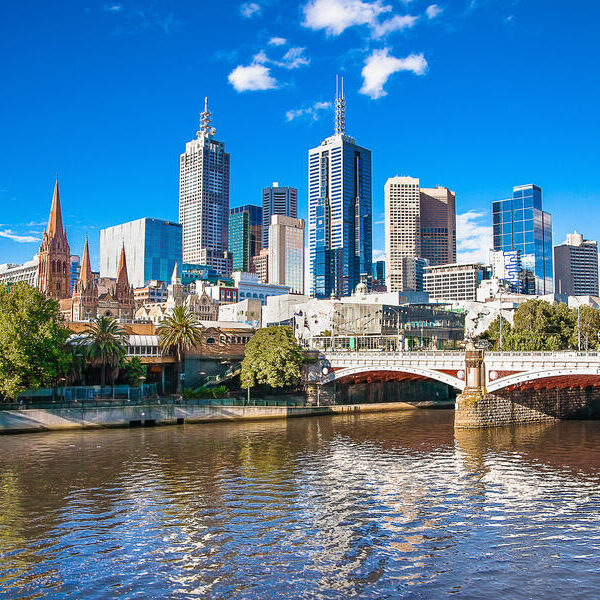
(455, 347, 558, 428)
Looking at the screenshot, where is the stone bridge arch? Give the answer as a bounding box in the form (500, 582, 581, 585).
(322, 365, 465, 391)
(487, 368, 600, 393)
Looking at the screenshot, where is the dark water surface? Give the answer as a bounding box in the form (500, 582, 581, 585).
(1, 410, 600, 599)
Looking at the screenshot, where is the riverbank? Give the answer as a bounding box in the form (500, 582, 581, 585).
(0, 399, 454, 434)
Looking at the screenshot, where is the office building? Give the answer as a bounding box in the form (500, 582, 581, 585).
(70, 255, 80, 294)
(424, 262, 491, 301)
(420, 186, 456, 266)
(268, 215, 305, 295)
(100, 218, 182, 289)
(554, 231, 599, 296)
(252, 248, 269, 283)
(229, 204, 262, 272)
(262, 183, 298, 248)
(0, 256, 39, 288)
(492, 184, 553, 295)
(308, 78, 372, 298)
(233, 271, 290, 305)
(489, 249, 523, 292)
(373, 260, 385, 285)
(385, 176, 456, 293)
(179, 98, 231, 271)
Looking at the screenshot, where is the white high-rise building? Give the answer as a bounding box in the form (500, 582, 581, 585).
(385, 176, 421, 292)
(179, 98, 231, 273)
(554, 231, 599, 296)
(268, 215, 305, 295)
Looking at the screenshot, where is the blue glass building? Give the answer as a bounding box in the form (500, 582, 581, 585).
(308, 91, 372, 298)
(492, 184, 553, 295)
(229, 205, 262, 272)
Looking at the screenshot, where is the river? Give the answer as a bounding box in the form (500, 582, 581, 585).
(1, 410, 600, 599)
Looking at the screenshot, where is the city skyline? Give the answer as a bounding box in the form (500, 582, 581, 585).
(1, 1, 600, 271)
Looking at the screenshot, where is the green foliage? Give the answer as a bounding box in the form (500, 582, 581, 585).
(124, 357, 147, 387)
(157, 306, 204, 393)
(84, 316, 127, 386)
(240, 326, 303, 389)
(183, 384, 227, 399)
(0, 283, 71, 399)
(479, 299, 600, 351)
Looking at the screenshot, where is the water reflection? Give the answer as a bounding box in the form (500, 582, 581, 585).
(0, 412, 600, 598)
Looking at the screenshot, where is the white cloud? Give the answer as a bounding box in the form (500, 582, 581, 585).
(371, 14, 418, 38)
(425, 4, 442, 19)
(360, 48, 427, 99)
(268, 36, 287, 46)
(228, 63, 278, 92)
(104, 4, 122, 12)
(276, 47, 310, 69)
(372, 249, 385, 262)
(456, 210, 493, 264)
(302, 0, 390, 36)
(240, 2, 261, 18)
(0, 229, 39, 243)
(286, 101, 331, 122)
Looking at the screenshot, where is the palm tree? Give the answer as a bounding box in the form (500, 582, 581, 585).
(157, 306, 204, 394)
(84, 316, 127, 387)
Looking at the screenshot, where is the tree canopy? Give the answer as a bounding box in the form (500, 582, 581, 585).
(480, 299, 599, 351)
(0, 283, 71, 399)
(241, 326, 304, 389)
(84, 316, 127, 386)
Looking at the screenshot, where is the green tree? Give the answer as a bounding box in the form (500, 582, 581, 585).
(571, 305, 600, 350)
(0, 283, 71, 399)
(479, 315, 512, 349)
(84, 316, 127, 386)
(124, 357, 147, 387)
(241, 326, 303, 390)
(157, 306, 204, 394)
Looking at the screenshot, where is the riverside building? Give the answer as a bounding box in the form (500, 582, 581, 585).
(308, 78, 372, 298)
(492, 184, 553, 295)
(179, 98, 231, 273)
(268, 215, 305, 295)
(229, 204, 262, 272)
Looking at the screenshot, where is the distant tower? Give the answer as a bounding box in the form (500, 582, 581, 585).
(71, 237, 98, 321)
(179, 97, 231, 274)
(261, 183, 298, 249)
(38, 178, 71, 300)
(308, 77, 372, 298)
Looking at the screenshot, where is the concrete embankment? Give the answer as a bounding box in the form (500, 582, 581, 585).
(0, 400, 453, 434)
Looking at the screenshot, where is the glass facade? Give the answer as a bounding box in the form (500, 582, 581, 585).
(492, 184, 553, 294)
(229, 205, 262, 272)
(309, 135, 372, 298)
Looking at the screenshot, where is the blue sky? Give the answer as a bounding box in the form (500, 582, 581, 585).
(1, 0, 599, 269)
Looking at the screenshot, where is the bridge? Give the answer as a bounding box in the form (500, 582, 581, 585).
(307, 350, 600, 428)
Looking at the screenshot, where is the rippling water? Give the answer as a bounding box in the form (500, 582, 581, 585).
(2, 410, 600, 598)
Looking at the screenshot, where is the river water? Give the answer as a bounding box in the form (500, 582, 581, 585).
(1, 410, 600, 599)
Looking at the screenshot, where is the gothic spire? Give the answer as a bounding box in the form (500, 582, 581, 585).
(116, 243, 129, 288)
(334, 74, 346, 135)
(80, 237, 93, 288)
(46, 177, 64, 237)
(171, 262, 181, 285)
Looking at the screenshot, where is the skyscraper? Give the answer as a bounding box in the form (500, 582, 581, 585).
(262, 183, 298, 248)
(268, 215, 305, 295)
(308, 78, 372, 298)
(554, 231, 599, 296)
(492, 184, 553, 295)
(385, 176, 457, 292)
(229, 205, 262, 272)
(179, 98, 231, 273)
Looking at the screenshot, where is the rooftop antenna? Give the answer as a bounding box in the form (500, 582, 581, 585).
(334, 74, 346, 135)
(198, 96, 216, 138)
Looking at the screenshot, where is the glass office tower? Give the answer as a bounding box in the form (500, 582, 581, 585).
(492, 184, 553, 295)
(229, 205, 262, 272)
(308, 82, 372, 298)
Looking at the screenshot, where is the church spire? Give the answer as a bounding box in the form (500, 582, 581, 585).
(47, 177, 64, 238)
(334, 74, 346, 135)
(116, 243, 129, 288)
(80, 237, 93, 288)
(171, 262, 181, 285)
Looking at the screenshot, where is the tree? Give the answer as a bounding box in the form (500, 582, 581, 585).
(571, 305, 600, 350)
(479, 315, 512, 350)
(124, 357, 147, 387)
(241, 326, 303, 390)
(0, 283, 71, 400)
(157, 306, 204, 394)
(83, 316, 127, 386)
